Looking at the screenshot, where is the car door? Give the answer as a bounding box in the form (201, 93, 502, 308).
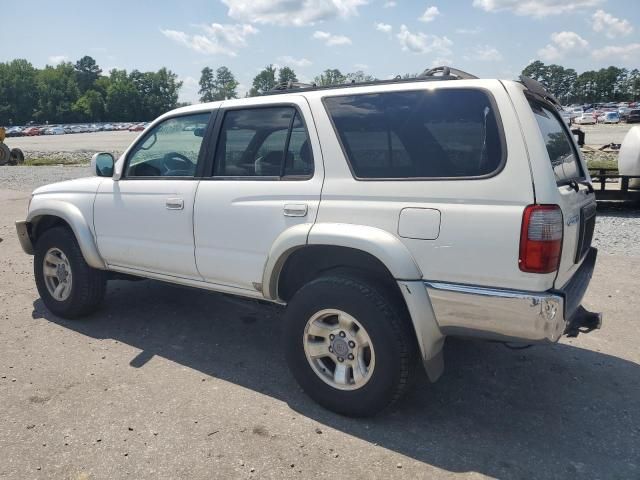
(193, 97, 324, 292)
(94, 111, 213, 279)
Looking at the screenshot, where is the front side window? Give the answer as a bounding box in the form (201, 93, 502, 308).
(324, 89, 504, 179)
(125, 113, 211, 178)
(530, 102, 583, 182)
(213, 107, 313, 178)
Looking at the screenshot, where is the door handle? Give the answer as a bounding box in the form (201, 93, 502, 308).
(283, 204, 308, 217)
(166, 198, 184, 210)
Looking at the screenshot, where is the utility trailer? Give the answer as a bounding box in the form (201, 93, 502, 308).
(0, 127, 25, 165)
(590, 167, 640, 202)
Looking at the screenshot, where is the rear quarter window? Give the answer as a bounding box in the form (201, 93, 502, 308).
(323, 89, 505, 179)
(529, 101, 584, 182)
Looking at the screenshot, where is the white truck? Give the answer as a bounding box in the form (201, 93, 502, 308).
(16, 69, 602, 416)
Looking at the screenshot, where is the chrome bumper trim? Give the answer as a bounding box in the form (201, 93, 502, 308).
(425, 282, 566, 343)
(15, 221, 34, 255)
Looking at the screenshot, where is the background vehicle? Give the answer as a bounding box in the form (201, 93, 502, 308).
(627, 109, 640, 123)
(601, 112, 620, 124)
(575, 113, 596, 125)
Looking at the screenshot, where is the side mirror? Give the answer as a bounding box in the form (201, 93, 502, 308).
(91, 152, 115, 177)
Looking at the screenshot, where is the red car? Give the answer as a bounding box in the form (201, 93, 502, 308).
(128, 123, 145, 132)
(22, 127, 41, 136)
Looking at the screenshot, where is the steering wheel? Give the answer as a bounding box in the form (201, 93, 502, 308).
(162, 152, 194, 176)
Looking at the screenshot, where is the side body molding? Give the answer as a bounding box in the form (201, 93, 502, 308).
(27, 203, 106, 269)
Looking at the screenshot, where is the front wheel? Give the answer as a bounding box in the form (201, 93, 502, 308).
(284, 274, 417, 417)
(34, 227, 107, 318)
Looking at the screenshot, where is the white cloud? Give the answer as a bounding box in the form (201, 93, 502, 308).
(313, 30, 352, 46)
(592, 10, 633, 39)
(161, 23, 258, 56)
(419, 6, 440, 23)
(383, 1, 397, 7)
(48, 55, 68, 65)
(473, 0, 601, 18)
(397, 25, 453, 56)
(222, 0, 367, 27)
(179, 76, 199, 104)
(456, 27, 482, 34)
(592, 43, 640, 61)
(538, 31, 588, 61)
(473, 45, 503, 61)
(375, 22, 392, 33)
(277, 55, 313, 67)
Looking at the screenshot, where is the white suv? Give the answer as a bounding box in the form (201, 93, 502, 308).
(16, 69, 601, 416)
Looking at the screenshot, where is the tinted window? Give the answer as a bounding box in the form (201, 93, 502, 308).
(324, 89, 503, 179)
(530, 102, 583, 182)
(214, 107, 313, 178)
(126, 113, 210, 178)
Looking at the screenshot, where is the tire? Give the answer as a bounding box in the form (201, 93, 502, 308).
(0, 143, 10, 165)
(284, 274, 417, 417)
(10, 148, 24, 165)
(34, 226, 107, 318)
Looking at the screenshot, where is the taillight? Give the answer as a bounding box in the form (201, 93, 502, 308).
(519, 205, 563, 273)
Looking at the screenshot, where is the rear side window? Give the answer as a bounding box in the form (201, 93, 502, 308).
(213, 107, 313, 178)
(530, 102, 583, 182)
(324, 89, 504, 179)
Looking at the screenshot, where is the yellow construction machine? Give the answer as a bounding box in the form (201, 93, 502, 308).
(0, 127, 25, 165)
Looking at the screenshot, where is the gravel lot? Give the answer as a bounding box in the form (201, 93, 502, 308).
(0, 166, 639, 479)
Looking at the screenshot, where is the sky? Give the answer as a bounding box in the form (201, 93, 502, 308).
(2, 0, 640, 102)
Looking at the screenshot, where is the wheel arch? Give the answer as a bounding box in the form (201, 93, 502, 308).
(27, 203, 105, 269)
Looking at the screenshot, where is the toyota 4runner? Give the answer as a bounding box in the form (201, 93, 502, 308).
(16, 68, 602, 416)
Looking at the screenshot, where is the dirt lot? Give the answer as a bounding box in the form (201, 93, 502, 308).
(1, 188, 639, 479)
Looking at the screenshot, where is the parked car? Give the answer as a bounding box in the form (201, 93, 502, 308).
(48, 127, 66, 135)
(601, 112, 620, 124)
(128, 123, 145, 132)
(626, 109, 640, 123)
(22, 127, 40, 136)
(575, 113, 597, 125)
(15, 72, 601, 417)
(5, 127, 23, 137)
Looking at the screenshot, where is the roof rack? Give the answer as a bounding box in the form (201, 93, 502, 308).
(263, 65, 478, 96)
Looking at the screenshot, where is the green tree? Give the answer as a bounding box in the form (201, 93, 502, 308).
(74, 56, 102, 93)
(105, 69, 139, 121)
(314, 69, 346, 86)
(198, 66, 216, 102)
(0, 59, 38, 125)
(36, 62, 80, 123)
(213, 66, 239, 100)
(346, 71, 376, 83)
(249, 65, 277, 96)
(73, 90, 105, 121)
(277, 66, 298, 84)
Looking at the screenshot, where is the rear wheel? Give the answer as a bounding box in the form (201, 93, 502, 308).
(10, 148, 24, 165)
(0, 143, 10, 165)
(34, 227, 107, 318)
(284, 274, 417, 417)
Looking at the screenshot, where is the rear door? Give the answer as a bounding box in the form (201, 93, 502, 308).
(193, 96, 323, 292)
(528, 100, 596, 288)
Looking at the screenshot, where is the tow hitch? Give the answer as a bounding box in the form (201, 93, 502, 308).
(565, 306, 603, 337)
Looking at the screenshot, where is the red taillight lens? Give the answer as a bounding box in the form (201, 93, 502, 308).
(519, 205, 563, 273)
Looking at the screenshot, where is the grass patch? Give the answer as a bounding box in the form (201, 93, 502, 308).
(23, 157, 89, 166)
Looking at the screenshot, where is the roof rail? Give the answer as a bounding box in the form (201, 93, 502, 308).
(261, 66, 478, 96)
(270, 81, 315, 92)
(419, 66, 479, 80)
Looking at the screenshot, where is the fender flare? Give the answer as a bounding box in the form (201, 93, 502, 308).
(27, 203, 105, 269)
(262, 223, 423, 300)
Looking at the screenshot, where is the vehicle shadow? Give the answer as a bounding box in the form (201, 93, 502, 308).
(33, 279, 640, 480)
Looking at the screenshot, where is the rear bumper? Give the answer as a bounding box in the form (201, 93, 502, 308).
(15, 221, 34, 255)
(425, 248, 599, 343)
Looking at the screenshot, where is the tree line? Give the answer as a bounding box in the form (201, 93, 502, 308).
(522, 60, 640, 104)
(0, 56, 183, 125)
(198, 64, 375, 101)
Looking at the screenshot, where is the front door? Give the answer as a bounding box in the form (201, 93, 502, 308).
(193, 98, 323, 292)
(94, 112, 212, 279)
